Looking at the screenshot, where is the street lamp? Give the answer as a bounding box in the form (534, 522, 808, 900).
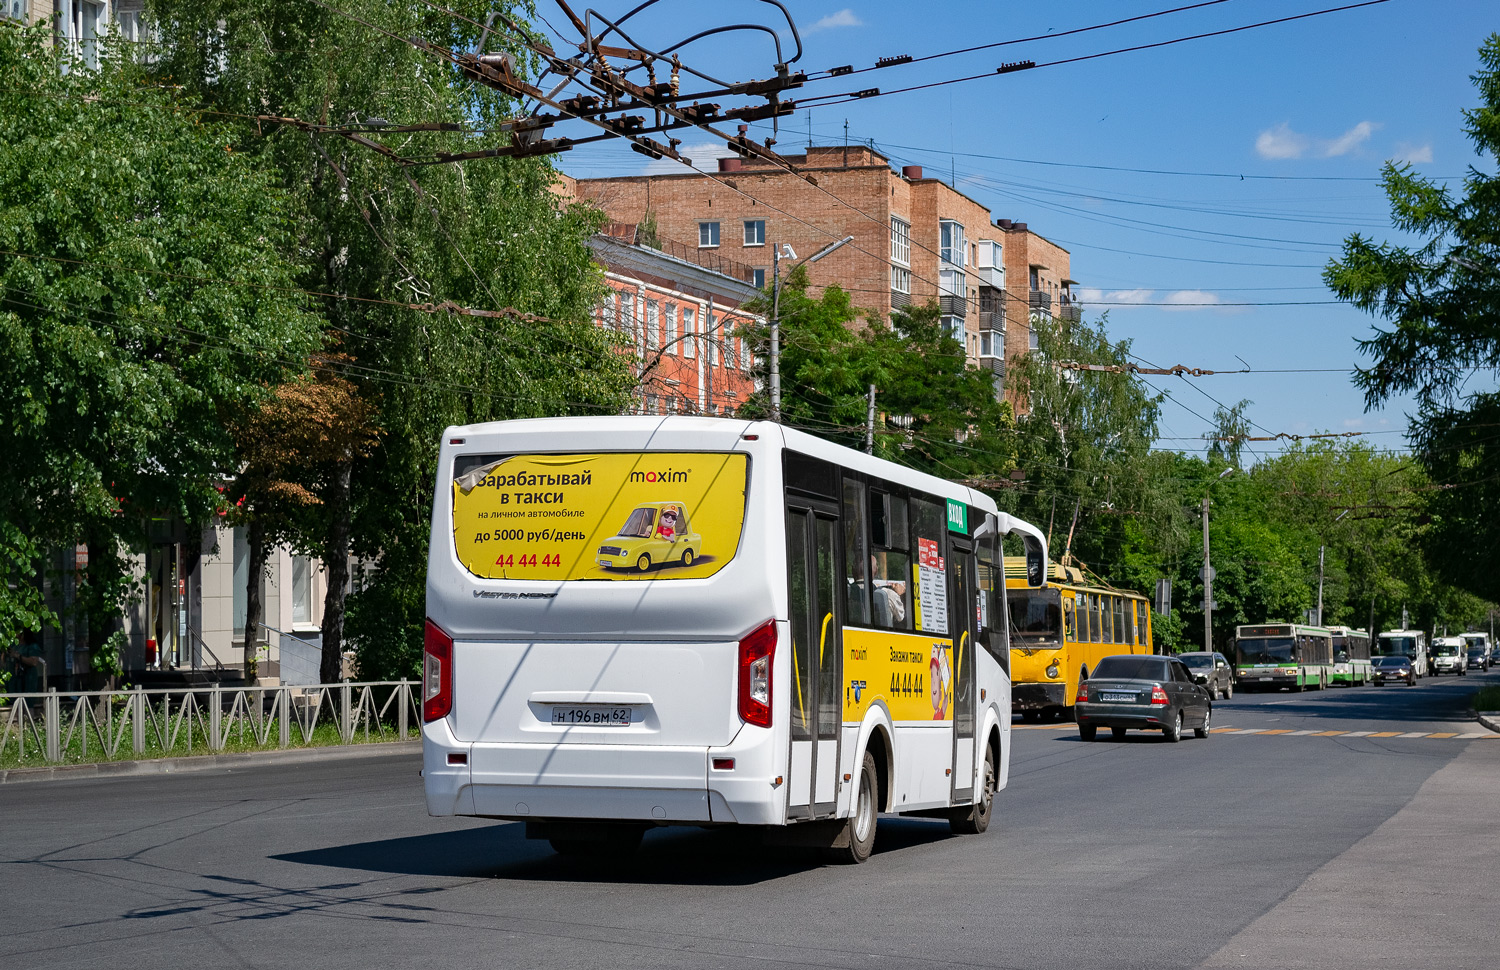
(770, 235, 854, 421)
(1203, 466, 1234, 653)
(1317, 508, 1350, 626)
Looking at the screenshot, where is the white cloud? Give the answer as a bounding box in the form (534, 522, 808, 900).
(1391, 141, 1434, 165)
(1075, 288, 1241, 314)
(1320, 121, 1378, 158)
(1256, 123, 1310, 160)
(639, 141, 737, 175)
(1255, 120, 1380, 160)
(806, 8, 863, 33)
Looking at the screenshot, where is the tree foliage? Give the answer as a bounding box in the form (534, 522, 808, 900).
(0, 24, 320, 648)
(1325, 33, 1500, 603)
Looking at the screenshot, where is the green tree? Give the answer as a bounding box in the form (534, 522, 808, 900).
(0, 25, 320, 654)
(146, 0, 634, 678)
(1325, 33, 1500, 603)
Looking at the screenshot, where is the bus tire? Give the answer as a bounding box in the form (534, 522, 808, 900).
(1163, 711, 1183, 743)
(831, 750, 879, 864)
(680, 548, 695, 567)
(950, 744, 996, 835)
(636, 553, 652, 572)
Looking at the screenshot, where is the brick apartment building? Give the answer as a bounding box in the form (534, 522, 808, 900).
(5, 0, 147, 56)
(573, 144, 1080, 413)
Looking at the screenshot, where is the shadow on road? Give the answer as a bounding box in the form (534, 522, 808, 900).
(275, 814, 962, 886)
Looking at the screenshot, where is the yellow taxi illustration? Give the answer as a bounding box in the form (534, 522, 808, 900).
(596, 502, 702, 572)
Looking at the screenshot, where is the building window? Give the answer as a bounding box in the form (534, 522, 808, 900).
(743, 220, 765, 246)
(941, 316, 964, 342)
(707, 312, 719, 365)
(891, 265, 911, 295)
(646, 299, 660, 351)
(979, 331, 1002, 358)
(890, 217, 911, 266)
(1029, 325, 1040, 352)
(291, 555, 313, 626)
(664, 304, 678, 351)
(940, 220, 966, 267)
(232, 527, 249, 637)
(699, 221, 720, 248)
(620, 292, 636, 342)
(2, 0, 28, 23)
(939, 268, 965, 298)
(752, 268, 766, 289)
(682, 306, 695, 359)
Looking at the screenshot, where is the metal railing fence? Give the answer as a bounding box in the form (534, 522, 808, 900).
(0, 681, 419, 767)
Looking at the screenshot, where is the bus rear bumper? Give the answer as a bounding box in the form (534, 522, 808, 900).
(1012, 682, 1068, 711)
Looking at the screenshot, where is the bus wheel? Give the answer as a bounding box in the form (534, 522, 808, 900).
(635, 554, 652, 572)
(680, 548, 695, 567)
(831, 750, 879, 863)
(950, 744, 996, 834)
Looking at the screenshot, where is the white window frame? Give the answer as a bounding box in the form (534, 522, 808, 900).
(941, 316, 965, 342)
(890, 217, 911, 266)
(699, 221, 721, 248)
(646, 299, 660, 351)
(939, 268, 965, 298)
(664, 304, 678, 352)
(752, 268, 767, 289)
(940, 220, 966, 267)
(979, 331, 1002, 359)
(291, 555, 314, 627)
(682, 306, 696, 359)
(890, 265, 911, 295)
(620, 292, 636, 342)
(2, 0, 29, 23)
(743, 220, 766, 247)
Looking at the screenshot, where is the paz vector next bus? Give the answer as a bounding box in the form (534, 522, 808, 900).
(420, 417, 1049, 863)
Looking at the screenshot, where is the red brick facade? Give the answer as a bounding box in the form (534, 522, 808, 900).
(572, 146, 1076, 414)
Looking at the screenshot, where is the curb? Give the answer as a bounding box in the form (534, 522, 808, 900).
(1479, 712, 1500, 734)
(0, 739, 420, 785)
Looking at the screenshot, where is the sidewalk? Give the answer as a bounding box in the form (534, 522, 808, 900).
(0, 739, 419, 785)
(1199, 739, 1500, 969)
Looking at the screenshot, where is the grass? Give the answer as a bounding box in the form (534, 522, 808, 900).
(1473, 684, 1500, 713)
(0, 696, 418, 771)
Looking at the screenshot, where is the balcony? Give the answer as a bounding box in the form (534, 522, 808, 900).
(940, 294, 968, 317)
(1060, 295, 1082, 323)
(979, 310, 1005, 333)
(890, 290, 911, 310)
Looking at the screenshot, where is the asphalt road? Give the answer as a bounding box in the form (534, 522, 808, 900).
(4, 668, 1499, 970)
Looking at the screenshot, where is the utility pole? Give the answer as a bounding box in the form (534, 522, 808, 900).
(865, 384, 876, 454)
(1316, 544, 1325, 626)
(1202, 495, 1214, 652)
(769, 248, 781, 422)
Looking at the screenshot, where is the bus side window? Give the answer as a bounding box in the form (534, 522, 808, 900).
(1113, 597, 1125, 645)
(842, 479, 870, 626)
(1124, 599, 1136, 648)
(909, 495, 945, 634)
(1062, 595, 1075, 642)
(868, 488, 912, 631)
(1092, 594, 1104, 644)
(978, 533, 1008, 673)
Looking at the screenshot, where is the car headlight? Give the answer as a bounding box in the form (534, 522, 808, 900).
(1045, 660, 1060, 679)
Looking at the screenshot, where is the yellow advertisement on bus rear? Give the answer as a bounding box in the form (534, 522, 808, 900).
(451, 452, 749, 581)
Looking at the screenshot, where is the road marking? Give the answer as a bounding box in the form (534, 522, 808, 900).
(1368, 732, 1403, 738)
(1210, 727, 1240, 734)
(1398, 732, 1429, 738)
(1310, 730, 1346, 736)
(1226, 729, 1265, 734)
(1287, 730, 1317, 736)
(1260, 729, 1293, 734)
(1428, 733, 1458, 739)
(1344, 731, 1375, 737)
(1457, 733, 1490, 739)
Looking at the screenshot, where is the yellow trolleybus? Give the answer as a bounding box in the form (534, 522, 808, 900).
(1004, 562, 1154, 721)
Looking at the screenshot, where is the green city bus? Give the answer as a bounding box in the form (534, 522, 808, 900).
(1326, 625, 1372, 687)
(1233, 623, 1334, 691)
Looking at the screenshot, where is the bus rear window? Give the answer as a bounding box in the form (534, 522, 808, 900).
(451, 452, 749, 581)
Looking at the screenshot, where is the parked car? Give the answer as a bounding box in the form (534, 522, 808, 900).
(1466, 645, 1489, 671)
(1371, 655, 1416, 686)
(1178, 651, 1234, 699)
(1429, 637, 1468, 676)
(1076, 655, 1213, 743)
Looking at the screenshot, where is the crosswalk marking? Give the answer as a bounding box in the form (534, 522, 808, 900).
(1259, 729, 1293, 734)
(1368, 732, 1403, 738)
(1428, 732, 1458, 739)
(1343, 731, 1374, 737)
(1287, 730, 1317, 736)
(1458, 732, 1491, 739)
(1310, 730, 1346, 736)
(1398, 732, 1429, 738)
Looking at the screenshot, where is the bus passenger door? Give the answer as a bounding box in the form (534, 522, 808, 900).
(948, 539, 975, 803)
(785, 504, 842, 819)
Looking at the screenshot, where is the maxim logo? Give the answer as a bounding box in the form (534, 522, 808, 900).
(629, 468, 689, 483)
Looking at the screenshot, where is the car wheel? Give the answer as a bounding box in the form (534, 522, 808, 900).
(831, 750, 879, 863)
(1111, 726, 1127, 740)
(1194, 707, 1211, 739)
(1224, 681, 1234, 699)
(680, 548, 695, 567)
(1079, 723, 1098, 742)
(1163, 711, 1183, 743)
(635, 553, 652, 572)
(950, 744, 996, 834)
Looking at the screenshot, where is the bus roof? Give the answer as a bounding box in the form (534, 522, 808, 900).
(1236, 624, 1331, 637)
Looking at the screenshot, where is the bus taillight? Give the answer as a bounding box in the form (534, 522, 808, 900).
(738, 620, 777, 727)
(423, 619, 454, 722)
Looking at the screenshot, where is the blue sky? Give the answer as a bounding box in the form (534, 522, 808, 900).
(552, 0, 1497, 462)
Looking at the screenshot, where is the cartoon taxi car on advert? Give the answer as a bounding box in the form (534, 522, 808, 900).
(596, 502, 703, 572)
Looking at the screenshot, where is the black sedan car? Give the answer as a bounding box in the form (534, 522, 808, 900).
(1467, 646, 1489, 671)
(1372, 655, 1416, 685)
(1076, 655, 1213, 742)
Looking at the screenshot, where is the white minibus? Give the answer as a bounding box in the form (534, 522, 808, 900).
(421, 416, 1047, 862)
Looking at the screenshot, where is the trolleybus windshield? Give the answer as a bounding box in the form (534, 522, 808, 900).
(1238, 638, 1295, 664)
(1007, 588, 1061, 646)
